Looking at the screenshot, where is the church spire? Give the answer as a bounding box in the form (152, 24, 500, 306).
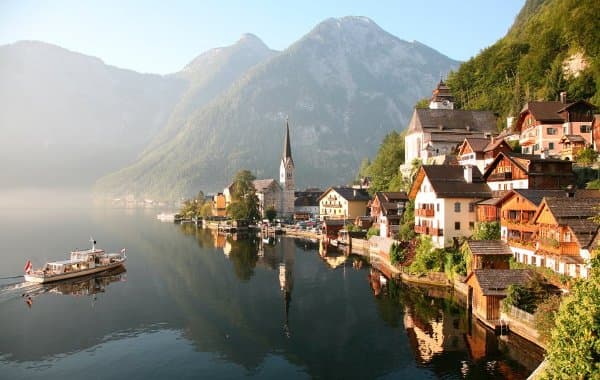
(283, 119, 293, 162)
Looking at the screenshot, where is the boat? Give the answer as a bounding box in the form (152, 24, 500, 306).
(24, 239, 127, 284)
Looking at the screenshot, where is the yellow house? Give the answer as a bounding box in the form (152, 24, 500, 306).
(318, 187, 370, 221)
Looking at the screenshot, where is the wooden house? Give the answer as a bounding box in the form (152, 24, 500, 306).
(483, 151, 575, 194)
(465, 269, 532, 322)
(458, 137, 512, 174)
(559, 134, 587, 161)
(464, 240, 512, 274)
(531, 196, 600, 278)
(370, 191, 408, 238)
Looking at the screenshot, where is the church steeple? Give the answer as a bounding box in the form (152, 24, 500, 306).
(283, 120, 293, 165)
(429, 79, 454, 110)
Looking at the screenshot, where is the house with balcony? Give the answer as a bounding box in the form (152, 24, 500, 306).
(318, 187, 370, 221)
(515, 93, 595, 157)
(559, 134, 587, 161)
(458, 137, 512, 174)
(369, 191, 408, 238)
(530, 196, 600, 278)
(401, 81, 497, 176)
(482, 151, 575, 194)
(409, 165, 492, 248)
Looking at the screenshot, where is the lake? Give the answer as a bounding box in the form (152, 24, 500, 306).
(0, 204, 544, 379)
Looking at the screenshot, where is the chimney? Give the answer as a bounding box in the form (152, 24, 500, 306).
(566, 184, 575, 198)
(353, 189, 357, 198)
(464, 165, 473, 184)
(540, 149, 546, 159)
(560, 91, 567, 104)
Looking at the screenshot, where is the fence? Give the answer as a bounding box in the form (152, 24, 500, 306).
(506, 304, 535, 326)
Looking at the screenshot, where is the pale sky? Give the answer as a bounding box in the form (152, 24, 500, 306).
(0, 0, 525, 74)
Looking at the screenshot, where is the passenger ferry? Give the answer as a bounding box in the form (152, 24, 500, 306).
(24, 239, 127, 284)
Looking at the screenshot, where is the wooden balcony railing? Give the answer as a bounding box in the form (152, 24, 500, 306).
(538, 241, 580, 256)
(502, 219, 537, 232)
(414, 225, 428, 234)
(430, 228, 444, 236)
(488, 171, 512, 181)
(415, 208, 435, 217)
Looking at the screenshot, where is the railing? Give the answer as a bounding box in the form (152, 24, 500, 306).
(502, 219, 537, 232)
(414, 225, 428, 234)
(415, 208, 435, 217)
(488, 171, 512, 181)
(430, 228, 443, 236)
(506, 305, 535, 326)
(538, 241, 580, 255)
(507, 239, 536, 250)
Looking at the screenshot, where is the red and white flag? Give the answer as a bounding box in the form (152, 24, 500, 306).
(24, 260, 32, 274)
(120, 248, 127, 254)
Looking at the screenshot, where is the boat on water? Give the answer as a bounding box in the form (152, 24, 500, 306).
(24, 239, 127, 284)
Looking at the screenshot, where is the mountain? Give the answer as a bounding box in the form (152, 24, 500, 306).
(144, 34, 278, 153)
(0, 41, 186, 189)
(95, 17, 460, 200)
(447, 0, 600, 122)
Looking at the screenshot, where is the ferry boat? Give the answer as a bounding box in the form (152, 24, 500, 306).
(24, 239, 127, 284)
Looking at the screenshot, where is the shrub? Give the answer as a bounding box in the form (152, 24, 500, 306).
(389, 242, 406, 265)
(367, 226, 380, 238)
(533, 294, 561, 344)
(409, 235, 445, 274)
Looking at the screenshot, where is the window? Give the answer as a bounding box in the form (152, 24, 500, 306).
(533, 144, 539, 152)
(454, 222, 461, 230)
(581, 125, 592, 133)
(468, 203, 475, 212)
(548, 142, 554, 150)
(436, 203, 440, 212)
(469, 222, 475, 230)
(547, 127, 557, 135)
(454, 202, 461, 212)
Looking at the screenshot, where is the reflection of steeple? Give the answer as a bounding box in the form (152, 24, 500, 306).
(278, 241, 295, 338)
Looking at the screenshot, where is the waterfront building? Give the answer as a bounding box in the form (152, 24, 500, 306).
(401, 81, 497, 176)
(516, 93, 595, 157)
(318, 187, 370, 221)
(280, 120, 295, 217)
(409, 165, 491, 248)
(463, 240, 512, 275)
(457, 136, 512, 174)
(253, 179, 283, 218)
(293, 189, 322, 220)
(212, 193, 227, 217)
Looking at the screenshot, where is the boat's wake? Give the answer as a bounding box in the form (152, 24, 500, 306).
(0, 281, 45, 303)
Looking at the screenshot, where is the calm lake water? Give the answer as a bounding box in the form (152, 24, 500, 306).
(0, 204, 544, 379)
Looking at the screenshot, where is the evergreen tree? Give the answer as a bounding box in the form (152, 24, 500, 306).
(227, 170, 260, 220)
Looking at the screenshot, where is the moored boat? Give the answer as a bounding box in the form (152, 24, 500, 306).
(24, 239, 127, 284)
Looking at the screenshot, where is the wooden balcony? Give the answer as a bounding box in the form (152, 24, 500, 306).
(538, 241, 580, 256)
(502, 219, 537, 232)
(508, 239, 535, 251)
(488, 171, 512, 181)
(415, 208, 435, 217)
(414, 225, 428, 234)
(430, 228, 443, 236)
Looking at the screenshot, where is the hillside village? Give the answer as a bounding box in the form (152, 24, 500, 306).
(186, 78, 600, 351)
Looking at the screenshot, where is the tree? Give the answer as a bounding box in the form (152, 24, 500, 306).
(366, 131, 405, 194)
(544, 255, 600, 378)
(179, 190, 206, 218)
(227, 170, 260, 221)
(409, 235, 445, 274)
(575, 146, 599, 165)
(533, 294, 561, 345)
(472, 221, 501, 240)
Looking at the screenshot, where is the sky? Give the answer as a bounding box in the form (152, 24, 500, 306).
(0, 0, 525, 75)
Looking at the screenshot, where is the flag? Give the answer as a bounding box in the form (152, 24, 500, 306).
(120, 248, 127, 254)
(24, 260, 32, 274)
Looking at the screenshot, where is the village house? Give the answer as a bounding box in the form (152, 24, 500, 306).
(253, 179, 284, 218)
(515, 92, 595, 157)
(464, 240, 512, 274)
(482, 151, 575, 194)
(318, 187, 370, 221)
(465, 269, 533, 322)
(212, 193, 227, 217)
(409, 165, 492, 248)
(530, 196, 600, 278)
(559, 134, 587, 161)
(369, 191, 408, 238)
(457, 136, 512, 174)
(401, 80, 497, 176)
(293, 189, 322, 220)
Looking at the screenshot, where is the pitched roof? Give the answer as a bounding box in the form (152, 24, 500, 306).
(416, 165, 492, 198)
(252, 179, 281, 192)
(469, 269, 533, 296)
(484, 137, 509, 152)
(374, 191, 408, 203)
(560, 134, 586, 143)
(540, 197, 600, 249)
(294, 194, 319, 207)
(462, 137, 490, 153)
(483, 151, 572, 179)
(521, 101, 566, 123)
(410, 108, 497, 134)
(466, 240, 513, 256)
(318, 187, 370, 202)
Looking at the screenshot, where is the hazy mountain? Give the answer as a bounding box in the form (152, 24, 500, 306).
(145, 34, 278, 153)
(0, 41, 186, 189)
(96, 17, 460, 200)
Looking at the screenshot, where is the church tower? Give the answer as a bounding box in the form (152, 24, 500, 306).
(280, 120, 295, 216)
(428, 79, 455, 110)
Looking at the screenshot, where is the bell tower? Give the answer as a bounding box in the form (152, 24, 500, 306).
(280, 120, 295, 216)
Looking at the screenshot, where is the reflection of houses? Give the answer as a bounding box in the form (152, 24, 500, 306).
(409, 165, 491, 248)
(465, 269, 533, 322)
(516, 94, 595, 156)
(212, 193, 227, 217)
(464, 240, 512, 274)
(482, 152, 575, 193)
(402, 80, 497, 175)
(370, 192, 408, 238)
(318, 187, 370, 220)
